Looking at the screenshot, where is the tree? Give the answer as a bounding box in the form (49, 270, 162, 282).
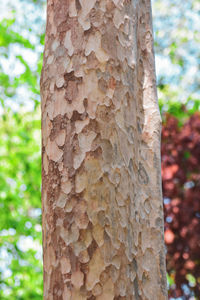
(41, 0, 167, 299)
(0, 2, 44, 298)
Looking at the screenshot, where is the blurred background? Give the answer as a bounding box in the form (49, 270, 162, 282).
(0, 0, 199, 299)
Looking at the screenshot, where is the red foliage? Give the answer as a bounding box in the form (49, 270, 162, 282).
(162, 112, 200, 298)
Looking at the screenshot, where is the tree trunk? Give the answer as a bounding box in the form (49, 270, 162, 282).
(41, 0, 167, 299)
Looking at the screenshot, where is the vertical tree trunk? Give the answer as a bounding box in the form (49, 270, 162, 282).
(41, 0, 167, 299)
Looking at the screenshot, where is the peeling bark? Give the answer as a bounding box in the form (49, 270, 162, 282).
(41, 0, 167, 299)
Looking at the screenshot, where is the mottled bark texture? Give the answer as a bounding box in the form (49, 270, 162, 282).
(41, 0, 167, 299)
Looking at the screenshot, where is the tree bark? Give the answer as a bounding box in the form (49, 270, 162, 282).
(41, 0, 167, 299)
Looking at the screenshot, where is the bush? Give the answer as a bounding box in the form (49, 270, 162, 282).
(162, 112, 200, 298)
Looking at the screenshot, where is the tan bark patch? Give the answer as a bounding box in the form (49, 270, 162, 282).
(60, 257, 71, 274)
(86, 248, 106, 291)
(71, 270, 84, 289)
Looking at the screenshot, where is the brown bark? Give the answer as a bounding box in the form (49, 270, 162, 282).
(41, 0, 167, 299)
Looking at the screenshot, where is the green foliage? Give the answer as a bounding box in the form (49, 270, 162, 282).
(0, 19, 34, 49)
(159, 91, 200, 125)
(0, 1, 44, 298)
(153, 0, 200, 120)
(0, 109, 42, 299)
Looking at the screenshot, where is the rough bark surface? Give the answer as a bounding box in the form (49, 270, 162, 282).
(41, 0, 167, 299)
